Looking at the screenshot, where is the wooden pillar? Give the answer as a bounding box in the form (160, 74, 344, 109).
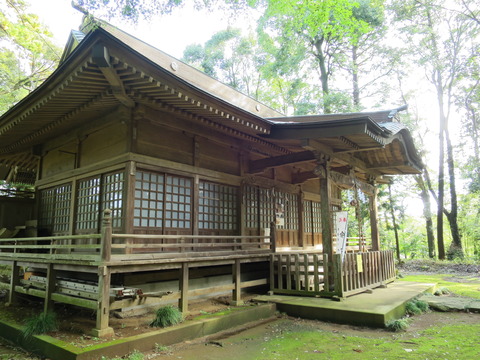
(369, 180, 380, 251)
(270, 221, 277, 253)
(7, 260, 20, 306)
(298, 191, 305, 248)
(92, 266, 114, 337)
(179, 262, 189, 313)
(93, 209, 114, 337)
(232, 259, 242, 306)
(101, 209, 112, 262)
(124, 161, 136, 253)
(317, 161, 334, 291)
(44, 263, 56, 313)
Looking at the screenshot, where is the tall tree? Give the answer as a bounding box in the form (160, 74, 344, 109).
(393, 0, 480, 259)
(0, 0, 60, 114)
(256, 0, 382, 113)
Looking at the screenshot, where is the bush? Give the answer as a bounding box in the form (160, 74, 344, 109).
(405, 301, 422, 315)
(434, 286, 451, 296)
(386, 318, 410, 332)
(22, 311, 58, 339)
(150, 305, 182, 328)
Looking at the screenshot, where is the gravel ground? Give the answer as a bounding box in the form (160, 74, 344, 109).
(397, 259, 480, 275)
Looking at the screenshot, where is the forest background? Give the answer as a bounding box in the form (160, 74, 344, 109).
(1, 0, 479, 261)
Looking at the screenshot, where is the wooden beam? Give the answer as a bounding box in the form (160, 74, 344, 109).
(292, 171, 317, 184)
(248, 151, 316, 174)
(92, 44, 135, 108)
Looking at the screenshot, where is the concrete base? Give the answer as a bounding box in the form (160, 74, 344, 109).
(0, 303, 277, 360)
(91, 326, 115, 338)
(255, 281, 436, 327)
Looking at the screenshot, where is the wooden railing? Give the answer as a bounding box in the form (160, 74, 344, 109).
(109, 234, 272, 262)
(269, 252, 329, 296)
(0, 210, 272, 265)
(0, 234, 102, 263)
(270, 250, 396, 298)
(333, 250, 396, 298)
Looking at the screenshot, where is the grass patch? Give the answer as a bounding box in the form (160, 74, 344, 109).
(386, 318, 410, 332)
(150, 305, 183, 328)
(405, 299, 429, 315)
(399, 274, 480, 299)
(253, 319, 480, 359)
(101, 350, 144, 360)
(22, 311, 58, 339)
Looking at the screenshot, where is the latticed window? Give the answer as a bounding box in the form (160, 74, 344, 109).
(133, 171, 192, 230)
(165, 175, 191, 229)
(38, 183, 72, 235)
(76, 177, 100, 232)
(134, 171, 164, 228)
(276, 191, 299, 230)
(103, 172, 125, 229)
(245, 185, 258, 229)
(303, 200, 313, 233)
(75, 171, 125, 233)
(199, 181, 238, 231)
(303, 200, 322, 233)
(259, 188, 276, 229)
(312, 201, 322, 232)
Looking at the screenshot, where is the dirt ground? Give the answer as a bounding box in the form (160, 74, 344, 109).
(0, 260, 479, 359)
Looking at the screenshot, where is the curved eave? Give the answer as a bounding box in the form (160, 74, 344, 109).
(0, 27, 281, 159)
(264, 117, 423, 177)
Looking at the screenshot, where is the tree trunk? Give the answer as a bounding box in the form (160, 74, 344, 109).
(444, 127, 463, 258)
(352, 44, 360, 108)
(388, 184, 401, 262)
(415, 174, 436, 258)
(313, 36, 331, 114)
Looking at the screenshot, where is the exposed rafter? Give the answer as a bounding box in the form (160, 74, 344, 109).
(248, 150, 316, 174)
(92, 44, 135, 108)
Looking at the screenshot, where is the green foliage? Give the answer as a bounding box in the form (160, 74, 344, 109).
(386, 318, 410, 332)
(101, 350, 144, 360)
(22, 311, 58, 339)
(434, 286, 451, 296)
(0, 0, 60, 114)
(400, 274, 480, 299)
(150, 305, 183, 328)
(405, 299, 429, 315)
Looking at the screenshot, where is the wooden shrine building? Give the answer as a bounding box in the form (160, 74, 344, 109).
(0, 17, 422, 337)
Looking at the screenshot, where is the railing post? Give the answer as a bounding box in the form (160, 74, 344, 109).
(270, 221, 276, 253)
(333, 254, 344, 298)
(232, 259, 242, 306)
(6, 260, 20, 306)
(101, 209, 112, 262)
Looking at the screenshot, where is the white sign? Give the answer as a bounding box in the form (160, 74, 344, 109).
(335, 211, 348, 261)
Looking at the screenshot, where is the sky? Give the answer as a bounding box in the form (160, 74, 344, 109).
(28, 0, 257, 59)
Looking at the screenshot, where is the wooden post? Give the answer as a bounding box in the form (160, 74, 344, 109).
(92, 209, 114, 338)
(333, 254, 344, 298)
(101, 209, 112, 262)
(92, 266, 114, 338)
(298, 191, 305, 248)
(269, 221, 277, 253)
(44, 263, 56, 313)
(369, 180, 380, 251)
(318, 161, 334, 291)
(232, 259, 242, 306)
(7, 260, 20, 306)
(179, 262, 189, 313)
